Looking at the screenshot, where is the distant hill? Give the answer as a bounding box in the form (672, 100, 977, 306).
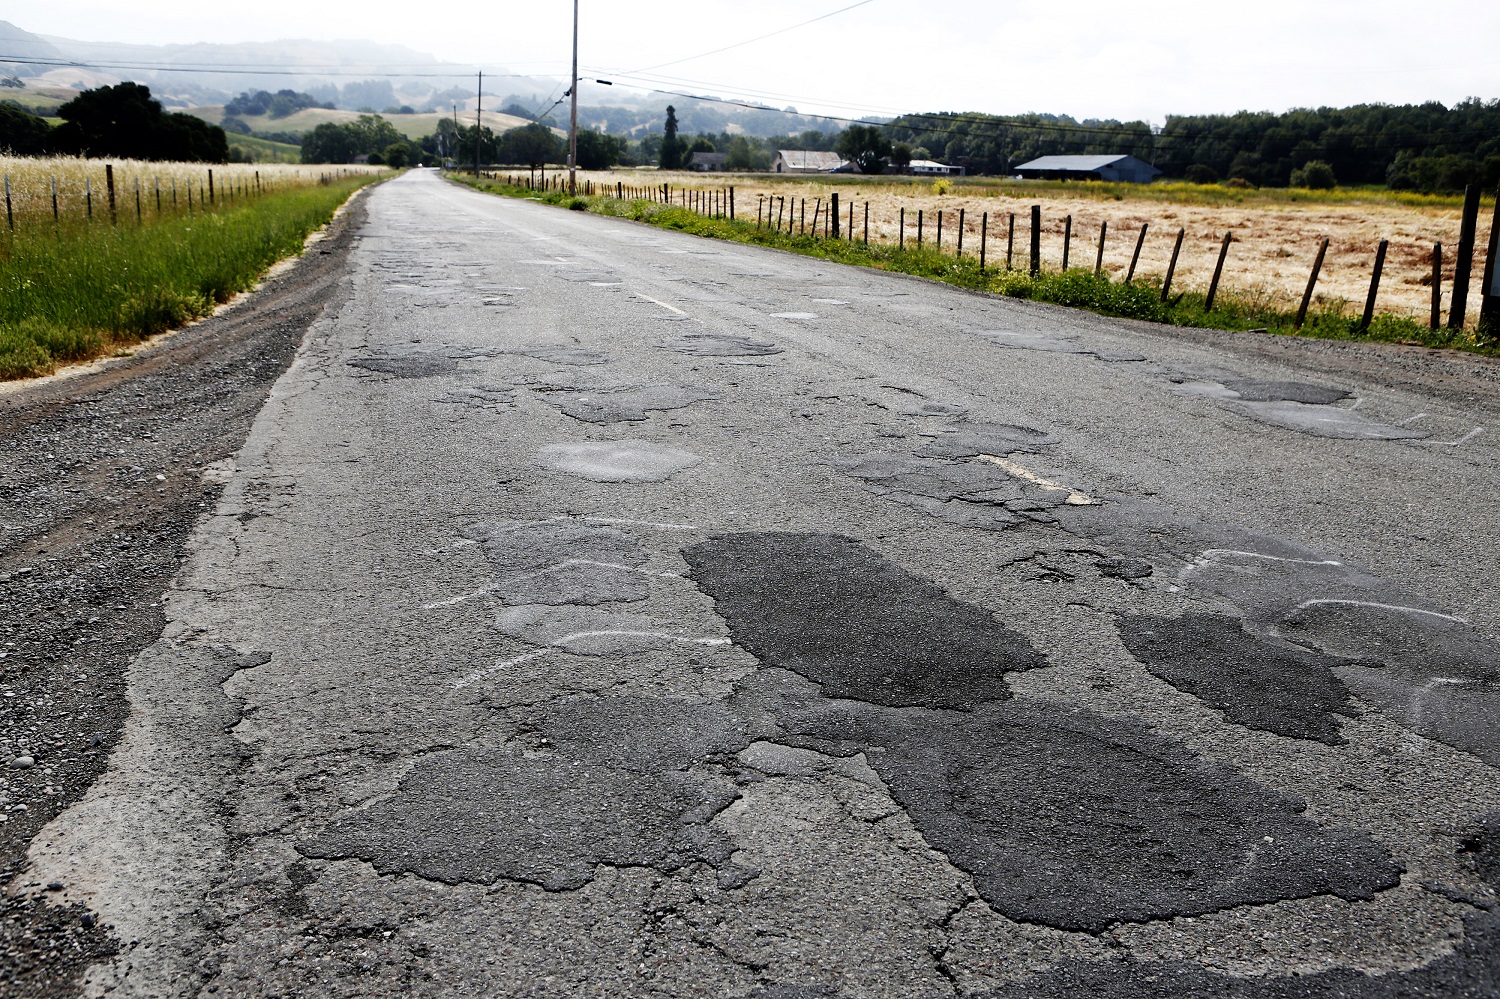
(0, 20, 62, 75)
(191, 105, 540, 142)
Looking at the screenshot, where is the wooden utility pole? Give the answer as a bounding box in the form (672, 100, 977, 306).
(474, 71, 483, 175)
(567, 0, 579, 195)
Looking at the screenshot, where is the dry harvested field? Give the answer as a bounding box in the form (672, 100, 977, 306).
(583, 169, 1494, 324)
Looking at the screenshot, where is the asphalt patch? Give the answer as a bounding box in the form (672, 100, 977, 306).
(462, 519, 650, 605)
(782, 695, 1403, 933)
(1461, 811, 1500, 889)
(509, 346, 610, 366)
(550, 385, 716, 423)
(347, 355, 457, 379)
(536, 440, 702, 482)
(1119, 614, 1359, 744)
(301, 696, 753, 890)
(683, 532, 1045, 710)
(660, 332, 782, 357)
(973, 911, 1500, 997)
(1218, 378, 1351, 404)
(914, 422, 1058, 459)
(839, 453, 1064, 530)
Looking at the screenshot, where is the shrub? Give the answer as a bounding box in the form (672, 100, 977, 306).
(931, 178, 952, 195)
(1289, 160, 1337, 190)
(1184, 164, 1218, 184)
(1224, 177, 1255, 189)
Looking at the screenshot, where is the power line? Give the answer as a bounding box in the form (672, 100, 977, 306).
(619, 0, 877, 75)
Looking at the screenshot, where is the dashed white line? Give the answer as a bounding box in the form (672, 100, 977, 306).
(634, 293, 686, 315)
(1291, 598, 1468, 624)
(1199, 549, 1344, 566)
(977, 455, 1099, 505)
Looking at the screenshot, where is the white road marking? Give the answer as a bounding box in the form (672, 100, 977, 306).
(1199, 549, 1344, 566)
(1416, 427, 1484, 446)
(634, 293, 686, 315)
(553, 631, 732, 648)
(977, 455, 1099, 505)
(1291, 598, 1468, 624)
(423, 585, 498, 609)
(502, 558, 682, 584)
(453, 650, 552, 689)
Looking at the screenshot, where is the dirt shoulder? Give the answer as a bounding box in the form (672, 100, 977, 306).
(0, 191, 367, 997)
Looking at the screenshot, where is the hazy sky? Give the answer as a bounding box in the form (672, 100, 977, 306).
(13, 0, 1500, 124)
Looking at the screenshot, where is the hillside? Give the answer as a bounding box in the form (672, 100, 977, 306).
(190, 105, 543, 142)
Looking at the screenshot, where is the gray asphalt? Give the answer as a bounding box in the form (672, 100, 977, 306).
(28, 168, 1500, 997)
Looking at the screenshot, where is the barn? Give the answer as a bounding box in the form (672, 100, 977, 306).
(772, 150, 847, 174)
(1013, 154, 1162, 183)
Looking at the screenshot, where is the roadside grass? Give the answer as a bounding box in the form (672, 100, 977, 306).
(452, 173, 1496, 356)
(0, 174, 380, 380)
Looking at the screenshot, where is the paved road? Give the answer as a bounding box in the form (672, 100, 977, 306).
(28, 169, 1500, 997)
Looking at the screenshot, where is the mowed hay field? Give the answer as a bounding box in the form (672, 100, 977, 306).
(589, 170, 1493, 325)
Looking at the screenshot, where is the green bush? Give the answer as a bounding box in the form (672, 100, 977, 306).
(1289, 160, 1337, 189)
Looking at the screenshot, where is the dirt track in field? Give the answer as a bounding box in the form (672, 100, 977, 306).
(586, 170, 1493, 323)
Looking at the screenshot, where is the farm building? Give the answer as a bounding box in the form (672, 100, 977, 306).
(773, 150, 847, 173)
(686, 152, 728, 172)
(908, 159, 964, 177)
(1014, 154, 1161, 183)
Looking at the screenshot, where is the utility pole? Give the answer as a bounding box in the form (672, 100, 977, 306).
(474, 70, 482, 175)
(568, 0, 580, 195)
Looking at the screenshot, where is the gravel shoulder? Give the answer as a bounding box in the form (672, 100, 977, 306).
(0, 190, 368, 997)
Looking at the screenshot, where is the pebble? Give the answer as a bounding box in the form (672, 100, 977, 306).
(7, 757, 34, 770)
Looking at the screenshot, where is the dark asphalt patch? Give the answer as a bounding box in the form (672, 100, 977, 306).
(660, 332, 782, 357)
(839, 453, 1064, 530)
(781, 695, 1403, 933)
(684, 533, 1045, 710)
(549, 385, 717, 423)
(347, 355, 457, 379)
(975, 330, 1146, 363)
(914, 422, 1058, 459)
(973, 912, 1500, 997)
(509, 345, 610, 366)
(1217, 378, 1351, 405)
(300, 697, 756, 890)
(1461, 811, 1500, 889)
(462, 519, 649, 605)
(1118, 614, 1359, 744)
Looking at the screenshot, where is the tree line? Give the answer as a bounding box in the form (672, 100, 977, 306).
(0, 82, 226, 161)
(885, 100, 1500, 192)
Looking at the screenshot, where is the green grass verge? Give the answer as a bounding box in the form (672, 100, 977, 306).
(0, 174, 380, 380)
(449, 173, 1498, 357)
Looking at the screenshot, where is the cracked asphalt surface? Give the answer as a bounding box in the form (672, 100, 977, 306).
(10, 168, 1500, 996)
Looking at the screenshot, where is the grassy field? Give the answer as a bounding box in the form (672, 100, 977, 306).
(187, 105, 540, 141)
(226, 133, 304, 164)
(453, 172, 1496, 355)
(0, 160, 386, 379)
(565, 169, 1496, 326)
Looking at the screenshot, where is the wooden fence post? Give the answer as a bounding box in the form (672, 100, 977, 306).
(1062, 215, 1072, 270)
(1205, 230, 1232, 311)
(1095, 221, 1107, 277)
(3, 174, 11, 231)
(900, 207, 905, 250)
(757, 196, 764, 227)
(730, 186, 735, 220)
(935, 209, 942, 250)
(830, 192, 839, 238)
(207, 168, 214, 205)
(847, 199, 853, 240)
(1126, 223, 1147, 282)
(154, 177, 161, 214)
(134, 177, 141, 222)
(1451, 183, 1481, 329)
(957, 208, 965, 257)
(1430, 243, 1443, 329)
(1360, 239, 1389, 332)
(51, 175, 59, 222)
(1161, 228, 1185, 301)
(864, 202, 869, 244)
(1479, 186, 1500, 334)
(1029, 204, 1041, 276)
(1006, 212, 1015, 269)
(800, 198, 806, 234)
(917, 209, 924, 247)
(1296, 237, 1330, 329)
(86, 177, 92, 219)
(105, 164, 117, 224)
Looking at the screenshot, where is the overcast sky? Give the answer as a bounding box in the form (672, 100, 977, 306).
(15, 0, 1500, 124)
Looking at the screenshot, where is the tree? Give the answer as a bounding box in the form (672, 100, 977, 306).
(49, 83, 227, 162)
(574, 130, 622, 170)
(687, 135, 715, 155)
(724, 135, 769, 171)
(498, 122, 562, 168)
(836, 125, 892, 175)
(1289, 159, 1337, 189)
(1184, 163, 1218, 184)
(889, 142, 913, 169)
(659, 105, 683, 170)
(301, 122, 359, 163)
(0, 103, 52, 155)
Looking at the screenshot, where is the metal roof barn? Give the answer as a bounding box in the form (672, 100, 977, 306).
(1014, 155, 1162, 183)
